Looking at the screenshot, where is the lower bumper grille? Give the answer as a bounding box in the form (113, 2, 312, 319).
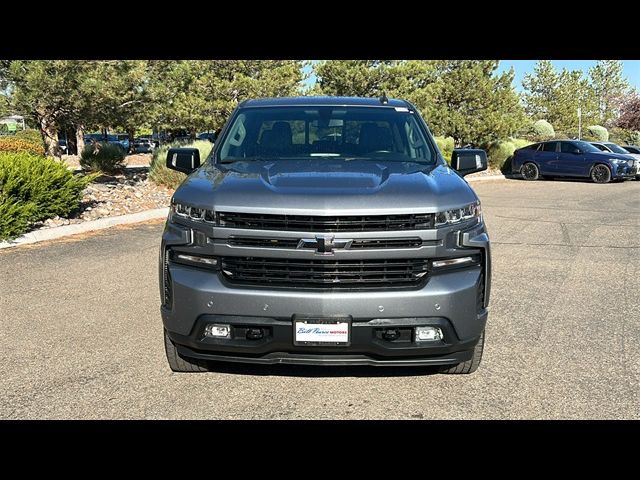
(220, 257, 430, 289)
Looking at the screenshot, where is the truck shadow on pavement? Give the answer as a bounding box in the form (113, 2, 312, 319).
(201, 362, 440, 378)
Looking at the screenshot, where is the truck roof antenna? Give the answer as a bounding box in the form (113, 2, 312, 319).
(380, 92, 388, 105)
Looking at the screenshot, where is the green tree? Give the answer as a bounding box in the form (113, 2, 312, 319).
(2, 60, 150, 155)
(314, 60, 400, 97)
(147, 60, 303, 133)
(314, 60, 525, 146)
(588, 60, 630, 127)
(420, 61, 525, 146)
(522, 60, 597, 137)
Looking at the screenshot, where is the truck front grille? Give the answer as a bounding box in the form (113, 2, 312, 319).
(227, 237, 423, 249)
(220, 257, 429, 289)
(217, 212, 433, 231)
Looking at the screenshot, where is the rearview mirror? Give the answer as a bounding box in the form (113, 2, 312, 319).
(450, 149, 488, 176)
(166, 148, 200, 174)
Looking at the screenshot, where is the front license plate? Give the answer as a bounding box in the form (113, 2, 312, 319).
(294, 319, 350, 346)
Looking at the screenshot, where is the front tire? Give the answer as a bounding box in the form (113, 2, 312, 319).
(164, 329, 208, 372)
(439, 329, 485, 374)
(521, 162, 540, 180)
(591, 164, 611, 184)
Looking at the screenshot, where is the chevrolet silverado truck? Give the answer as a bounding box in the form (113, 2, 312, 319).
(160, 96, 491, 374)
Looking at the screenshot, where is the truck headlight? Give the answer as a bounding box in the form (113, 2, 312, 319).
(171, 201, 215, 223)
(435, 201, 481, 227)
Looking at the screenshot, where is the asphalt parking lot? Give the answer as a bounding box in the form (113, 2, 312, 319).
(1, 178, 639, 419)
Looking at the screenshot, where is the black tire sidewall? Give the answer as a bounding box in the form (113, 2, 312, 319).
(591, 164, 611, 183)
(522, 162, 539, 180)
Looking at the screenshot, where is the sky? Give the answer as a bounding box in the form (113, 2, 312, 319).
(304, 60, 640, 91)
(497, 60, 640, 91)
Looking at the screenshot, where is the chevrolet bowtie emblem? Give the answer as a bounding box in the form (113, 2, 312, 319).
(297, 235, 352, 255)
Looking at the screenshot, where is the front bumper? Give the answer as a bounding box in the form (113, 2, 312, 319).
(166, 314, 486, 366)
(613, 163, 637, 178)
(162, 262, 487, 366)
(160, 219, 490, 366)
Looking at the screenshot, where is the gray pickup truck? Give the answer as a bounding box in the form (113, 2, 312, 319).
(160, 96, 491, 374)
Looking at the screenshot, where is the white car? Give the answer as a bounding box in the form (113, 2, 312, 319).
(591, 142, 640, 180)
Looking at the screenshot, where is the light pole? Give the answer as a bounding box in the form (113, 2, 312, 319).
(578, 106, 582, 140)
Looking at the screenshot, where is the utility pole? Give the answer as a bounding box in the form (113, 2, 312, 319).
(578, 106, 582, 140)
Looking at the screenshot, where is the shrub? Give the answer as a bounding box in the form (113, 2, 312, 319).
(15, 129, 44, 146)
(487, 138, 532, 173)
(0, 152, 91, 240)
(150, 140, 213, 189)
(0, 136, 45, 156)
(80, 142, 126, 173)
(585, 125, 608, 142)
(433, 136, 455, 163)
(608, 127, 640, 146)
(532, 120, 555, 141)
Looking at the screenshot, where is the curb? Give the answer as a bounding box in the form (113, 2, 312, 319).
(0, 208, 169, 250)
(466, 174, 507, 182)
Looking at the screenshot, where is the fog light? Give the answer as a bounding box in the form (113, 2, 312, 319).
(382, 328, 401, 341)
(432, 257, 473, 268)
(246, 328, 264, 340)
(204, 324, 230, 338)
(415, 326, 443, 342)
(175, 253, 218, 266)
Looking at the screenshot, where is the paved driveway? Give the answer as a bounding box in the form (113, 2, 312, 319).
(1, 178, 639, 419)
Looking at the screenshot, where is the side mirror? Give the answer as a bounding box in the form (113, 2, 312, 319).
(450, 149, 488, 176)
(166, 148, 200, 174)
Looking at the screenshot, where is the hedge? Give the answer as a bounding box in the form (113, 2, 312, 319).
(0, 137, 45, 156)
(586, 125, 609, 142)
(0, 152, 91, 240)
(149, 140, 213, 189)
(532, 120, 555, 141)
(80, 142, 126, 173)
(487, 138, 532, 173)
(434, 136, 455, 163)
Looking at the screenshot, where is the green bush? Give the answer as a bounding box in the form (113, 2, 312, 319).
(150, 140, 213, 189)
(608, 127, 640, 146)
(0, 136, 45, 156)
(0, 152, 91, 240)
(15, 129, 44, 146)
(532, 120, 555, 140)
(433, 136, 455, 163)
(585, 125, 608, 142)
(487, 138, 532, 173)
(80, 142, 126, 173)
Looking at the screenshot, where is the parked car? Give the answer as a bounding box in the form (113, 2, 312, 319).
(110, 134, 130, 154)
(83, 133, 129, 154)
(131, 138, 154, 154)
(621, 145, 640, 180)
(160, 96, 491, 374)
(58, 139, 68, 154)
(196, 131, 217, 143)
(512, 140, 637, 183)
(621, 145, 640, 154)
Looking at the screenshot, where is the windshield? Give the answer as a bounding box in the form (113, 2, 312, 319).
(574, 141, 603, 153)
(217, 106, 436, 164)
(603, 143, 629, 154)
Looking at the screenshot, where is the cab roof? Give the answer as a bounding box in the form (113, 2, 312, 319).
(240, 96, 410, 108)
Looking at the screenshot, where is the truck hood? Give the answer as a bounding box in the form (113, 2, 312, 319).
(171, 159, 479, 215)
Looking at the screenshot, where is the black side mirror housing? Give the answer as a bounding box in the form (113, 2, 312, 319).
(450, 149, 488, 176)
(166, 148, 201, 174)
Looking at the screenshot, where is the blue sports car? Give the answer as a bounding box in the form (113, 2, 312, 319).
(512, 140, 638, 183)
